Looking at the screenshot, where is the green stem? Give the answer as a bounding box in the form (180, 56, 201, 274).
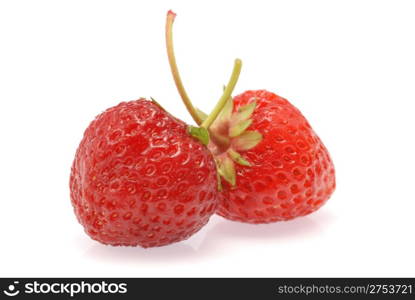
(166, 10, 202, 125)
(201, 59, 242, 129)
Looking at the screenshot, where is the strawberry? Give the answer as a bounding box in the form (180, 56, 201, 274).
(208, 90, 336, 223)
(70, 11, 244, 248)
(163, 11, 335, 224)
(70, 100, 218, 247)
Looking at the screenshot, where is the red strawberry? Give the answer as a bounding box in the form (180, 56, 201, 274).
(163, 11, 335, 224)
(208, 90, 335, 223)
(70, 100, 218, 247)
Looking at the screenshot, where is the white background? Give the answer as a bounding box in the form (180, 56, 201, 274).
(1, 0, 414, 277)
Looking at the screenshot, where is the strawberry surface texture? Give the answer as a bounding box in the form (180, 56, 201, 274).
(215, 90, 336, 223)
(70, 100, 218, 247)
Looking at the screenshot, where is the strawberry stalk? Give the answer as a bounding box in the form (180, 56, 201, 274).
(165, 10, 261, 188)
(165, 10, 241, 131)
(165, 10, 202, 125)
(200, 59, 242, 129)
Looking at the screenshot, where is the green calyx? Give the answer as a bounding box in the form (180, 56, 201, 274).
(228, 149, 251, 166)
(187, 58, 241, 147)
(188, 126, 209, 146)
(165, 10, 263, 188)
(206, 98, 263, 187)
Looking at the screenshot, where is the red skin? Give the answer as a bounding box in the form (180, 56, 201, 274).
(70, 100, 217, 247)
(217, 90, 335, 223)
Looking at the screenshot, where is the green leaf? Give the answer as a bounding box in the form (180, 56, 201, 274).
(228, 149, 251, 166)
(216, 169, 223, 191)
(150, 97, 166, 111)
(229, 119, 252, 137)
(196, 108, 208, 122)
(234, 101, 256, 123)
(188, 126, 210, 146)
(233, 131, 263, 151)
(212, 159, 223, 191)
(217, 156, 236, 186)
(218, 97, 233, 123)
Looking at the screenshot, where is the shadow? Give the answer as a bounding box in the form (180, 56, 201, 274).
(80, 209, 336, 263)
(206, 217, 319, 240)
(197, 209, 336, 250)
(84, 241, 198, 265)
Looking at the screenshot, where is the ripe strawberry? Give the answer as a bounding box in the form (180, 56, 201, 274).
(163, 11, 335, 224)
(70, 100, 218, 247)
(208, 90, 335, 223)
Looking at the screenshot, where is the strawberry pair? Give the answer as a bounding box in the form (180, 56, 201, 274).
(70, 11, 335, 248)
